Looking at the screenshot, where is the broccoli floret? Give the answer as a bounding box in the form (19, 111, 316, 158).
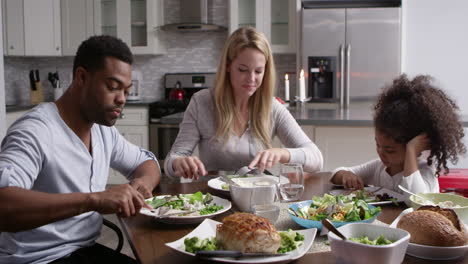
(184, 237, 219, 253)
(277, 229, 304, 253)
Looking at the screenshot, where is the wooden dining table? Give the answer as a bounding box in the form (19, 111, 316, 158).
(118, 175, 466, 264)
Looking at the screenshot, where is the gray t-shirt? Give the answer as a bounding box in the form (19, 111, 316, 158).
(0, 103, 158, 264)
(164, 89, 323, 177)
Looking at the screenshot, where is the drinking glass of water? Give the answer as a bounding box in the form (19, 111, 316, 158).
(278, 163, 304, 202)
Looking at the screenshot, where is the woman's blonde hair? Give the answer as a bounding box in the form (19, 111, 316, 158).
(213, 27, 276, 148)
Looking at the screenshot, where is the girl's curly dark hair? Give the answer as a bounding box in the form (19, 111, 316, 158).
(374, 74, 466, 176)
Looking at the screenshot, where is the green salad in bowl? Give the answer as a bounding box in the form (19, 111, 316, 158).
(288, 193, 381, 230)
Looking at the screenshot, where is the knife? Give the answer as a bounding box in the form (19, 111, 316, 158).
(195, 250, 287, 258)
(29, 70, 36, 91)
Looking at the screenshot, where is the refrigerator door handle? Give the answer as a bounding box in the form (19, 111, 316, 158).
(345, 43, 351, 108)
(339, 44, 345, 109)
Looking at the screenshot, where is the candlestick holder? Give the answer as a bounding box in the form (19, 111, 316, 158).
(294, 96, 311, 112)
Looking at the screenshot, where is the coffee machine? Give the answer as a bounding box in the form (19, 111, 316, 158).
(308, 56, 337, 102)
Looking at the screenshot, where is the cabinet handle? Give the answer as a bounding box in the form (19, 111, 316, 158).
(56, 46, 60, 51)
(119, 113, 126, 119)
(10, 45, 14, 50)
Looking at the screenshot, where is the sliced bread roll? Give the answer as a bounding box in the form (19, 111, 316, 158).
(397, 206, 467, 247)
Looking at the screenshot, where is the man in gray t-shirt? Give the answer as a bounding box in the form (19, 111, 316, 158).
(0, 36, 161, 264)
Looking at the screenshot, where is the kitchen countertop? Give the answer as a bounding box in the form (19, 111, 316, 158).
(6, 99, 157, 113)
(157, 102, 468, 127)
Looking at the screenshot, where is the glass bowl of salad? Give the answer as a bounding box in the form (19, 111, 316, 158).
(287, 194, 381, 230)
(328, 223, 410, 264)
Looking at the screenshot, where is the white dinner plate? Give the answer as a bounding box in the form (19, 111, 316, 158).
(140, 194, 231, 224)
(208, 175, 286, 193)
(329, 186, 406, 205)
(166, 218, 317, 264)
(390, 208, 468, 260)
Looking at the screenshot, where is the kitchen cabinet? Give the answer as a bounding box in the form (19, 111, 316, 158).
(93, 0, 165, 55)
(6, 110, 28, 128)
(109, 106, 150, 184)
(229, 0, 300, 54)
(314, 126, 376, 171)
(2, 0, 61, 56)
(60, 0, 95, 56)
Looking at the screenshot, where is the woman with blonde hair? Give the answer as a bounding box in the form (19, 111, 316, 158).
(164, 27, 323, 180)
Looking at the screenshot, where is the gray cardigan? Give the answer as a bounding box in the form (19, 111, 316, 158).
(164, 89, 323, 177)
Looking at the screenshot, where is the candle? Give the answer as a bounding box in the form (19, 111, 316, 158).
(284, 74, 290, 101)
(299, 69, 305, 101)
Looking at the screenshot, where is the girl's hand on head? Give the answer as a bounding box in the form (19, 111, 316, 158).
(172, 156, 207, 180)
(407, 133, 431, 155)
(339, 171, 364, 189)
(249, 148, 290, 172)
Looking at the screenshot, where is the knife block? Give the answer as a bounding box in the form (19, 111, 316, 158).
(30, 81, 44, 105)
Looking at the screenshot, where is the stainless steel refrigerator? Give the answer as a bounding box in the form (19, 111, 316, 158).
(301, 0, 401, 106)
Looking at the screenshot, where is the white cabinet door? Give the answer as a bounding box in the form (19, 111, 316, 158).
(108, 106, 149, 184)
(61, 0, 94, 56)
(94, 0, 165, 55)
(2, 0, 25, 56)
(300, 125, 315, 141)
(6, 111, 28, 128)
(23, 0, 61, 56)
(229, 0, 299, 54)
(116, 125, 149, 150)
(315, 126, 376, 171)
(108, 125, 149, 184)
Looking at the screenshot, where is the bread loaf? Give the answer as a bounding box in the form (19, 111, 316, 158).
(216, 212, 281, 253)
(397, 206, 467, 246)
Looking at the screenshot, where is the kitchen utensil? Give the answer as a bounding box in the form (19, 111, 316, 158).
(48, 72, 59, 88)
(169, 81, 186, 101)
(287, 208, 299, 217)
(195, 250, 287, 258)
(369, 186, 384, 194)
(30, 69, 44, 105)
(398, 185, 434, 205)
(29, 70, 36, 90)
(152, 210, 198, 219)
(219, 175, 240, 187)
(235, 166, 273, 176)
(322, 219, 347, 240)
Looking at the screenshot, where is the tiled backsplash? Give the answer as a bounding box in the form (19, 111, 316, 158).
(4, 0, 295, 106)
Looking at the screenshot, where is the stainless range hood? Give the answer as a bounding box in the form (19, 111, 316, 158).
(160, 0, 226, 32)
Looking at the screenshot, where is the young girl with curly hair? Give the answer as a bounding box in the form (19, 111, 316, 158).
(331, 74, 466, 194)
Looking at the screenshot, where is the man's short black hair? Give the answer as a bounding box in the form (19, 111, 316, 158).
(73, 35, 133, 77)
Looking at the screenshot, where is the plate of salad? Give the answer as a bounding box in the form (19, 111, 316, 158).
(288, 193, 381, 230)
(165, 218, 317, 264)
(141, 192, 231, 224)
(329, 186, 405, 205)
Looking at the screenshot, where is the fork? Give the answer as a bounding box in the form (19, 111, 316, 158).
(235, 166, 272, 176)
(152, 210, 198, 218)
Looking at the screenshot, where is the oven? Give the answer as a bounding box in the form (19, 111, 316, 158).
(149, 73, 216, 166)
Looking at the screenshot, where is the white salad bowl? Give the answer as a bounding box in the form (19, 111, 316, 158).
(328, 223, 410, 264)
(409, 192, 468, 224)
(229, 177, 278, 212)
